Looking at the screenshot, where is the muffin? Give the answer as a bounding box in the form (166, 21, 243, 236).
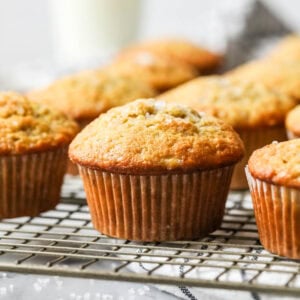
(227, 59, 300, 102)
(108, 51, 198, 92)
(69, 99, 244, 241)
(286, 105, 300, 139)
(29, 70, 155, 174)
(117, 38, 223, 73)
(0, 92, 78, 218)
(159, 76, 297, 189)
(246, 139, 300, 259)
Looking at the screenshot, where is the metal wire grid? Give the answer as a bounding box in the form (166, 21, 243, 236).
(0, 177, 299, 296)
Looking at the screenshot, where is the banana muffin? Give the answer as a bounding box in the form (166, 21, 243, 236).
(108, 51, 198, 92)
(0, 92, 78, 218)
(286, 105, 300, 139)
(69, 99, 244, 241)
(159, 76, 297, 189)
(246, 139, 300, 259)
(118, 38, 223, 73)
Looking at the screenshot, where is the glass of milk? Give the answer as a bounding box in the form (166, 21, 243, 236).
(49, 0, 142, 67)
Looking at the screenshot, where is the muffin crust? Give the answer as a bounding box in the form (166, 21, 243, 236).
(0, 92, 78, 155)
(69, 99, 244, 174)
(159, 76, 296, 128)
(248, 140, 300, 188)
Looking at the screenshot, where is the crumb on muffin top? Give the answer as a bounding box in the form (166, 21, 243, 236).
(248, 139, 300, 189)
(0, 92, 79, 155)
(69, 99, 244, 174)
(286, 105, 300, 136)
(28, 70, 156, 122)
(159, 76, 296, 129)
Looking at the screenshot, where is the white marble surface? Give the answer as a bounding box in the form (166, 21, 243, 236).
(0, 272, 179, 300)
(0, 272, 298, 300)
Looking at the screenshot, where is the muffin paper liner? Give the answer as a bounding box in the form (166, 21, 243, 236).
(78, 165, 234, 241)
(0, 148, 68, 218)
(246, 167, 300, 259)
(232, 126, 287, 190)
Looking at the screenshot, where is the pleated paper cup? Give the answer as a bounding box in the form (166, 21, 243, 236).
(246, 167, 300, 259)
(231, 126, 287, 190)
(0, 147, 68, 218)
(78, 164, 234, 241)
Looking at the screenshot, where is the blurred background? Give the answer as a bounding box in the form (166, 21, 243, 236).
(0, 0, 299, 89)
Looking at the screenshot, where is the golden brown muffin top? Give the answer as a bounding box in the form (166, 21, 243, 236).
(28, 70, 156, 122)
(0, 92, 78, 155)
(118, 38, 223, 73)
(69, 99, 244, 174)
(227, 59, 300, 101)
(248, 139, 300, 189)
(159, 76, 296, 129)
(267, 34, 300, 62)
(109, 51, 198, 92)
(286, 105, 300, 137)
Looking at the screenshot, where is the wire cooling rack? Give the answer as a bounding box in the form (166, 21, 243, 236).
(0, 176, 299, 296)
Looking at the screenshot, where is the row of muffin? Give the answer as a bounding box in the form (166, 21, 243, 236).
(49, 35, 300, 259)
(1, 92, 298, 259)
(0, 37, 300, 260)
(26, 36, 300, 190)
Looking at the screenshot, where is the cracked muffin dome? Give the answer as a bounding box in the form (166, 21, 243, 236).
(248, 139, 300, 189)
(69, 99, 244, 173)
(159, 76, 297, 129)
(28, 70, 156, 122)
(0, 92, 78, 155)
